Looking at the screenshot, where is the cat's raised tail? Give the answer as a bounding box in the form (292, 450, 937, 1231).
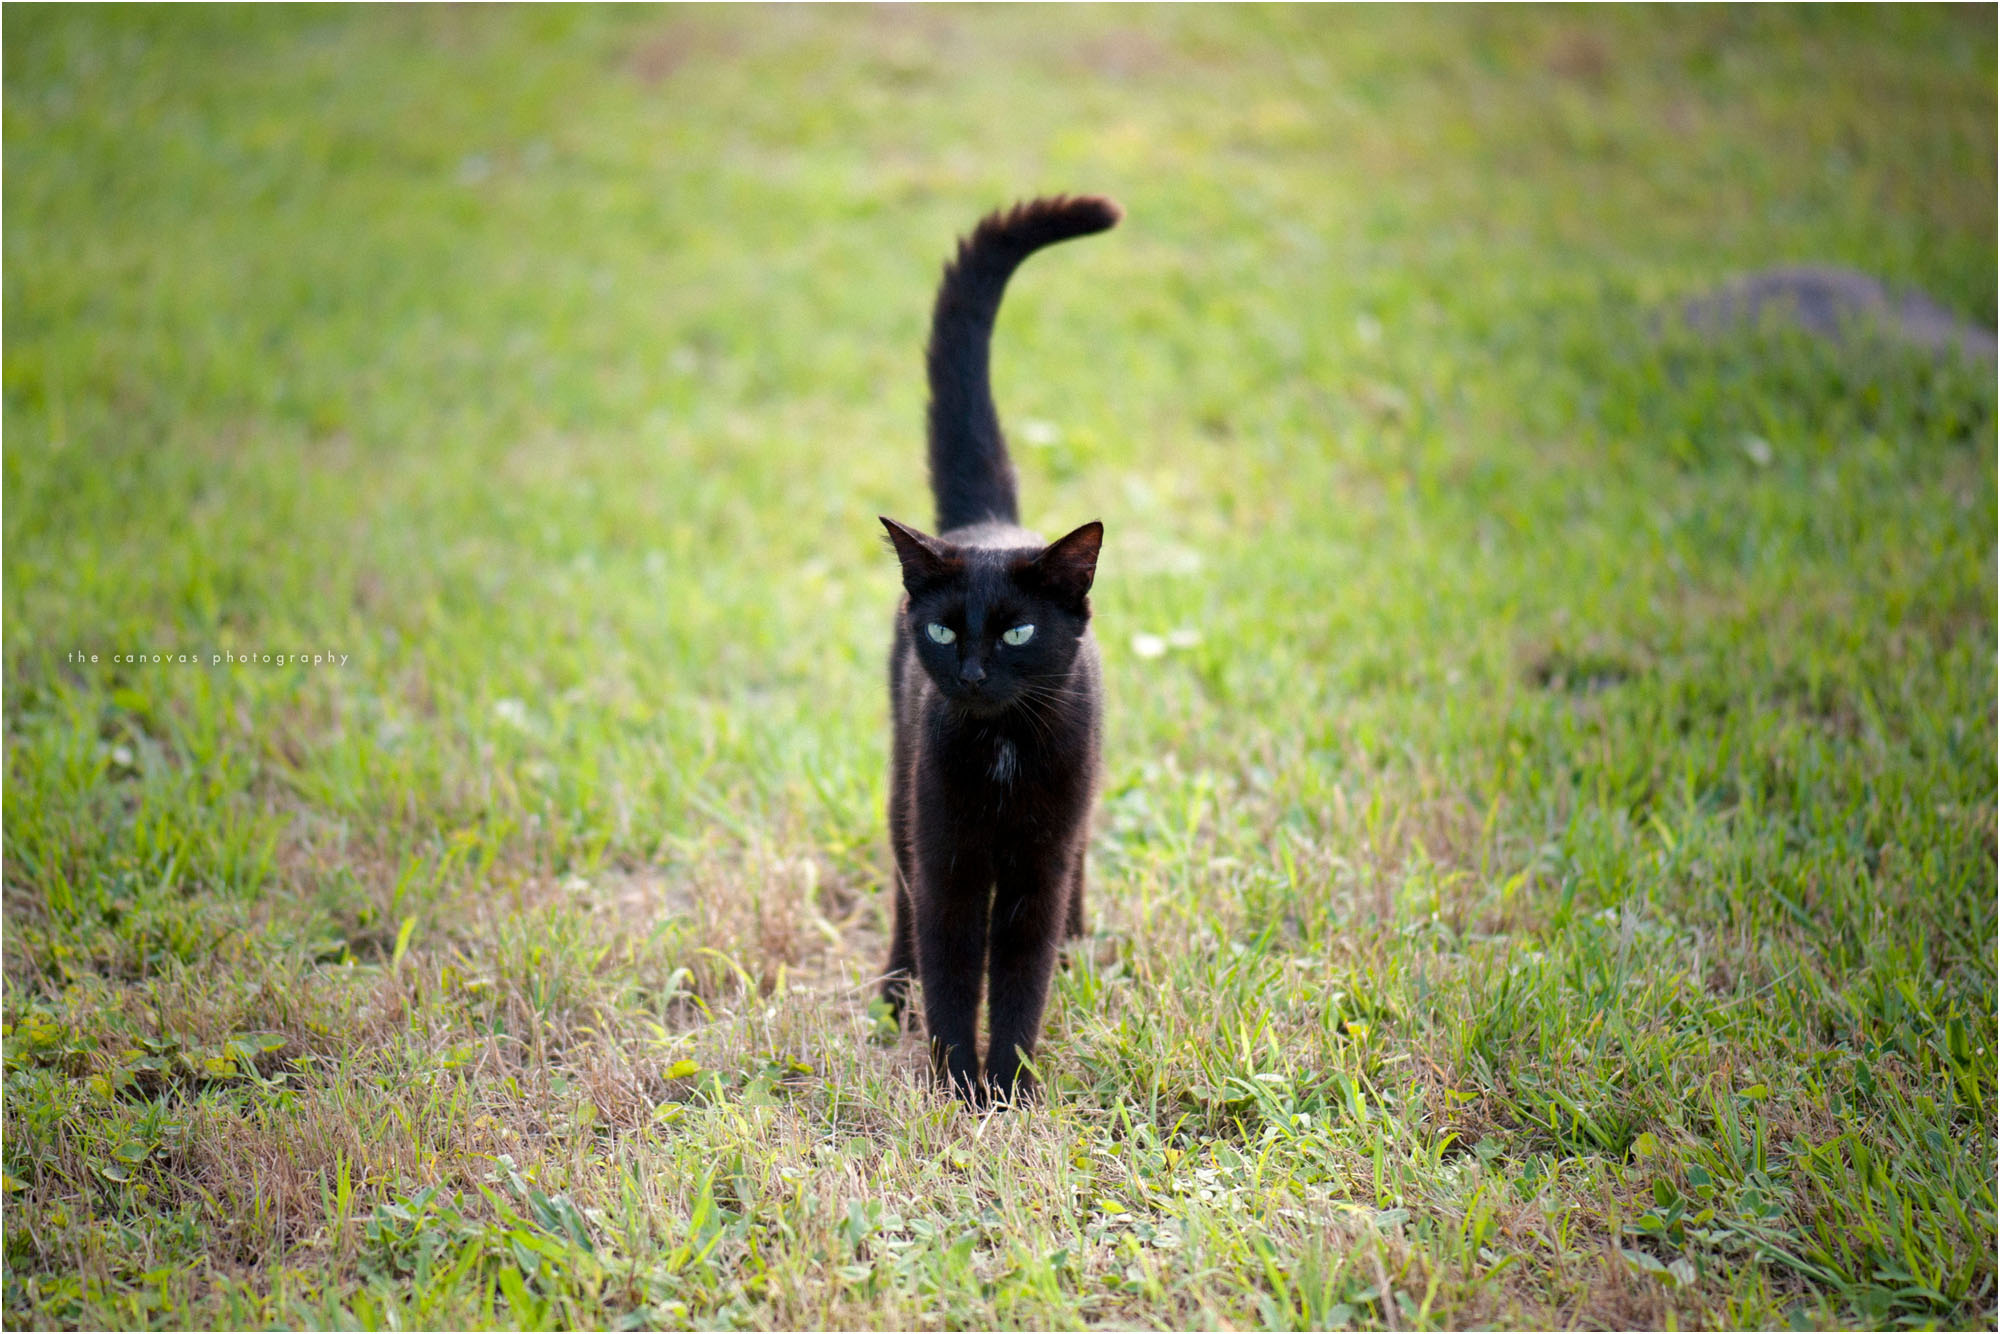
(925, 194, 1122, 533)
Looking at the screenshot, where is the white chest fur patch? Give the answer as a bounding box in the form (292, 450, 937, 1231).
(990, 738, 1017, 784)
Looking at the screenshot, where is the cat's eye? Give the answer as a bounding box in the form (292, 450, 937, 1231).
(1001, 624, 1035, 647)
(926, 623, 956, 645)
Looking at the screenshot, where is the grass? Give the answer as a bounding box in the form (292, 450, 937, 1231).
(2, 5, 1994, 1329)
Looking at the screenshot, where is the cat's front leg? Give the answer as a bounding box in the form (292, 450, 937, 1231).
(912, 842, 992, 1101)
(984, 842, 1078, 1103)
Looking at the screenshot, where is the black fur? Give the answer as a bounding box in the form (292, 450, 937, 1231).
(879, 195, 1120, 1105)
(925, 194, 1122, 533)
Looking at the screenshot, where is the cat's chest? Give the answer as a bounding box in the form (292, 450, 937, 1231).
(985, 737, 1021, 786)
(941, 728, 1046, 791)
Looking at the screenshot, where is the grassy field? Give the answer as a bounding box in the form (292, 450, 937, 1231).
(3, 6, 1995, 1329)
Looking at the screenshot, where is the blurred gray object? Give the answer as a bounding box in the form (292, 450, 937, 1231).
(1680, 266, 1996, 362)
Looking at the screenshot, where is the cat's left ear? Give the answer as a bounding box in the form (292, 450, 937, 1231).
(1022, 521, 1103, 610)
(880, 516, 964, 593)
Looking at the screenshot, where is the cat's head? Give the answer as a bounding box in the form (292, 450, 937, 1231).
(880, 517, 1102, 716)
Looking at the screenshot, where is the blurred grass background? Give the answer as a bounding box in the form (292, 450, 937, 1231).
(3, 6, 1994, 1330)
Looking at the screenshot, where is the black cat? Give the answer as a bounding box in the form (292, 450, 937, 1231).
(877, 194, 1121, 1105)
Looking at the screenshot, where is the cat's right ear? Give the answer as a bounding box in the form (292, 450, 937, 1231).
(880, 517, 964, 593)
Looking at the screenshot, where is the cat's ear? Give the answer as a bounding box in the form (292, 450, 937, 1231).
(880, 516, 963, 592)
(1020, 521, 1103, 610)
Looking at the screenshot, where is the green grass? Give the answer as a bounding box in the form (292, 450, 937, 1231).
(3, 5, 1994, 1329)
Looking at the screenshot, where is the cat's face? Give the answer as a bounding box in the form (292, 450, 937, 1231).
(881, 518, 1102, 717)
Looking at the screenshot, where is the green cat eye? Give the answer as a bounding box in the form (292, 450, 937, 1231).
(926, 623, 956, 645)
(1002, 624, 1035, 646)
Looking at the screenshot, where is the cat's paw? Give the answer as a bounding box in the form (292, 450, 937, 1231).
(982, 1070, 1041, 1110)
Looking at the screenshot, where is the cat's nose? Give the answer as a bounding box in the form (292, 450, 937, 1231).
(959, 658, 986, 686)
